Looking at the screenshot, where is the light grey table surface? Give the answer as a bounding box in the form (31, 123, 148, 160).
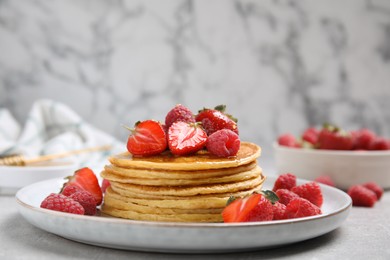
(1, 165, 390, 260)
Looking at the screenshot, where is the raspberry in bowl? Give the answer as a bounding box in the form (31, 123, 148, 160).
(274, 124, 390, 190)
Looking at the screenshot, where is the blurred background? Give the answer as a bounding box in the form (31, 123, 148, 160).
(1, 0, 390, 160)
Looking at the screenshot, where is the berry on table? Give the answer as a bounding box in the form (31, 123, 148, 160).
(362, 182, 383, 200)
(347, 185, 377, 207)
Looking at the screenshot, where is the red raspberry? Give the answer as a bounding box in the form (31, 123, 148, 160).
(354, 129, 376, 150)
(61, 184, 83, 197)
(206, 129, 240, 157)
(369, 137, 390, 150)
(69, 190, 97, 215)
(291, 182, 323, 207)
(284, 198, 322, 219)
(275, 189, 300, 206)
(272, 201, 286, 220)
(302, 127, 319, 145)
(101, 179, 111, 194)
(362, 182, 383, 200)
(277, 134, 301, 148)
(40, 193, 85, 215)
(272, 173, 297, 191)
(314, 175, 335, 187)
(347, 185, 377, 207)
(165, 104, 195, 128)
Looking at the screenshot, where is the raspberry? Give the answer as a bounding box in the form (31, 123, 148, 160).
(354, 129, 376, 150)
(69, 190, 97, 215)
(278, 134, 301, 148)
(272, 173, 297, 191)
(165, 104, 195, 128)
(369, 137, 390, 150)
(362, 182, 383, 200)
(40, 193, 85, 215)
(206, 129, 240, 157)
(61, 184, 83, 197)
(314, 175, 335, 187)
(347, 185, 377, 207)
(291, 182, 323, 207)
(284, 198, 322, 219)
(275, 189, 300, 206)
(302, 127, 319, 145)
(272, 201, 286, 220)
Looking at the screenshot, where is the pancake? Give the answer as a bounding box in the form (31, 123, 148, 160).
(108, 142, 261, 171)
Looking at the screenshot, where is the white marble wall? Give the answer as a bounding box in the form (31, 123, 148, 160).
(1, 0, 390, 158)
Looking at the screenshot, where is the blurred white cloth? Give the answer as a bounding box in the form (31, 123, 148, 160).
(0, 99, 124, 170)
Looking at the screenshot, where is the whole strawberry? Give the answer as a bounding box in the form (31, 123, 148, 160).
(284, 198, 322, 219)
(272, 173, 297, 191)
(40, 193, 85, 215)
(168, 121, 207, 156)
(317, 124, 354, 150)
(291, 182, 323, 207)
(165, 104, 196, 128)
(195, 105, 238, 136)
(69, 190, 97, 215)
(206, 129, 240, 157)
(347, 185, 377, 207)
(125, 120, 167, 156)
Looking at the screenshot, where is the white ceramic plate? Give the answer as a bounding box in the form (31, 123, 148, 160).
(16, 176, 352, 253)
(0, 163, 76, 195)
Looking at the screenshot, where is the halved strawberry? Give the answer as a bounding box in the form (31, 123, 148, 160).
(125, 120, 167, 156)
(168, 121, 207, 155)
(62, 167, 103, 205)
(195, 105, 238, 136)
(221, 197, 243, 223)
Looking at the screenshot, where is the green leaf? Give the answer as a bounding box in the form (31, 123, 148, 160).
(260, 190, 279, 204)
(226, 196, 237, 206)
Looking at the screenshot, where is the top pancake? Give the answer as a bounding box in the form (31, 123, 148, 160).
(108, 142, 261, 171)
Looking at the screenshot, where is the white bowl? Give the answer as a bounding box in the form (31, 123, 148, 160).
(273, 143, 390, 190)
(0, 162, 77, 195)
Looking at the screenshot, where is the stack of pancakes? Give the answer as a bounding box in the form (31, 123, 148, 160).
(101, 142, 265, 222)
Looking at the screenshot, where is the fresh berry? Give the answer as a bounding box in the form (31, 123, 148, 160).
(369, 137, 390, 150)
(284, 198, 322, 219)
(347, 185, 377, 207)
(165, 104, 196, 128)
(195, 105, 238, 136)
(314, 175, 335, 187)
(101, 179, 111, 194)
(362, 182, 383, 200)
(275, 189, 300, 206)
(61, 184, 83, 197)
(63, 167, 103, 205)
(206, 129, 240, 157)
(272, 201, 287, 220)
(40, 193, 85, 215)
(291, 182, 323, 207)
(302, 127, 319, 145)
(69, 190, 97, 215)
(168, 121, 207, 155)
(125, 120, 167, 156)
(222, 193, 273, 222)
(317, 124, 354, 150)
(272, 173, 297, 191)
(354, 129, 376, 150)
(277, 134, 301, 148)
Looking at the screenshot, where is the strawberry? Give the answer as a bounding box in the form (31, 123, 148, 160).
(347, 185, 377, 207)
(206, 129, 240, 157)
(277, 134, 301, 148)
(125, 120, 167, 156)
(291, 182, 323, 207)
(222, 193, 274, 223)
(272, 201, 287, 220)
(168, 121, 207, 156)
(40, 193, 85, 215)
(369, 137, 390, 150)
(362, 182, 383, 200)
(63, 167, 103, 205)
(165, 104, 195, 128)
(272, 173, 297, 191)
(101, 179, 111, 194)
(195, 105, 238, 136)
(275, 189, 300, 206)
(317, 124, 353, 150)
(354, 128, 376, 150)
(69, 190, 97, 215)
(284, 198, 322, 219)
(302, 127, 319, 145)
(61, 184, 83, 197)
(314, 175, 335, 187)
